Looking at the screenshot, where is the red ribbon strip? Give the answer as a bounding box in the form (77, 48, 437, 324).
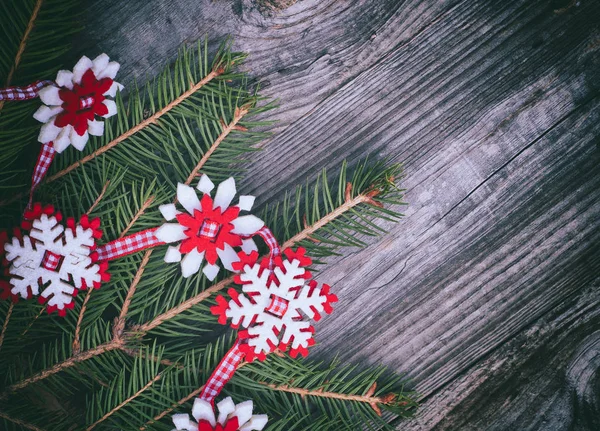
(199, 340, 245, 403)
(0, 80, 54, 101)
(27, 142, 56, 209)
(95, 228, 165, 261)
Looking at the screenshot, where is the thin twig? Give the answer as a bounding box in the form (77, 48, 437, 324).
(0, 410, 47, 431)
(21, 306, 44, 336)
(0, 0, 44, 114)
(0, 341, 120, 398)
(72, 289, 93, 354)
(86, 181, 110, 215)
(261, 381, 398, 416)
(119, 196, 155, 238)
(87, 373, 161, 430)
(0, 303, 14, 354)
(120, 347, 182, 369)
(140, 386, 204, 430)
(46, 70, 221, 183)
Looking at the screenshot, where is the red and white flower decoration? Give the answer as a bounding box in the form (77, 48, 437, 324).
(33, 54, 122, 153)
(1, 203, 110, 316)
(155, 175, 264, 280)
(172, 397, 267, 431)
(212, 248, 338, 362)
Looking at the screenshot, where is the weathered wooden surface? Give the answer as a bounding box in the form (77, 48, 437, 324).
(76, 0, 600, 429)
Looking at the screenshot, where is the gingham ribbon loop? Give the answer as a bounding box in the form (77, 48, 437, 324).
(27, 142, 56, 209)
(199, 341, 245, 403)
(248, 226, 280, 269)
(0, 80, 54, 101)
(42, 250, 63, 271)
(96, 228, 165, 261)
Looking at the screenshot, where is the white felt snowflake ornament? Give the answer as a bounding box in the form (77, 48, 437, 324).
(172, 397, 267, 431)
(212, 247, 338, 361)
(155, 175, 264, 281)
(33, 53, 123, 153)
(1, 204, 109, 316)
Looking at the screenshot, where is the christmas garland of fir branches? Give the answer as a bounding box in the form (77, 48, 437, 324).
(0, 1, 418, 430)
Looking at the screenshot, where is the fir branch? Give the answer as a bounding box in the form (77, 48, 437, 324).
(259, 381, 397, 416)
(1, 340, 121, 397)
(86, 180, 110, 215)
(0, 0, 43, 113)
(0, 303, 14, 355)
(86, 373, 161, 431)
(139, 386, 204, 430)
(119, 195, 155, 238)
(0, 410, 47, 431)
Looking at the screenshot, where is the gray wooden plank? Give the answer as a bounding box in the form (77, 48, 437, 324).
(73, 0, 600, 429)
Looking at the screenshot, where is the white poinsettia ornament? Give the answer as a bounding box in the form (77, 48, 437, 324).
(155, 175, 264, 280)
(33, 54, 123, 153)
(172, 397, 267, 431)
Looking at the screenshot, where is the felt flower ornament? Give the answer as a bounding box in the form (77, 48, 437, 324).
(33, 54, 123, 153)
(172, 397, 267, 431)
(155, 175, 264, 280)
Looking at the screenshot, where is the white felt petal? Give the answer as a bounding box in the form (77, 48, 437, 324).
(103, 81, 124, 97)
(216, 243, 239, 272)
(87, 119, 104, 136)
(53, 125, 73, 153)
(33, 105, 63, 123)
(241, 238, 258, 254)
(101, 99, 117, 118)
(230, 215, 264, 235)
(213, 177, 236, 212)
(38, 85, 62, 106)
(55, 70, 74, 89)
(91, 53, 109, 76)
(233, 401, 254, 427)
(202, 263, 220, 281)
(196, 174, 215, 194)
(38, 120, 62, 144)
(192, 398, 216, 426)
(164, 246, 182, 263)
(96, 61, 120, 80)
(155, 223, 187, 243)
(69, 129, 89, 151)
(159, 203, 179, 221)
(172, 413, 193, 431)
(181, 249, 204, 278)
(72, 56, 93, 84)
(216, 397, 236, 426)
(177, 183, 201, 215)
(237, 195, 255, 211)
(240, 415, 268, 431)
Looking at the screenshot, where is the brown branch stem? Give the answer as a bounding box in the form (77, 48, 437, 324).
(0, 341, 120, 398)
(46, 70, 220, 183)
(0, 303, 14, 354)
(87, 373, 161, 431)
(0, 0, 44, 114)
(0, 411, 47, 431)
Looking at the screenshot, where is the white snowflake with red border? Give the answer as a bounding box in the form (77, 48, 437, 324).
(155, 175, 264, 281)
(211, 247, 338, 362)
(172, 397, 267, 431)
(0, 204, 110, 316)
(34, 54, 123, 153)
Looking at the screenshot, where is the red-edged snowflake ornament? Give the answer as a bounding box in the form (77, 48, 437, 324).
(155, 175, 264, 280)
(1, 203, 110, 316)
(34, 54, 123, 153)
(172, 397, 267, 431)
(212, 247, 338, 362)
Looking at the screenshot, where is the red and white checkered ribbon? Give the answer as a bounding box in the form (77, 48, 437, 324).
(42, 250, 62, 271)
(248, 226, 280, 269)
(199, 340, 245, 403)
(95, 228, 165, 261)
(27, 142, 56, 209)
(0, 80, 54, 101)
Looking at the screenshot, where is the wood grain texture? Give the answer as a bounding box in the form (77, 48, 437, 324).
(75, 0, 600, 429)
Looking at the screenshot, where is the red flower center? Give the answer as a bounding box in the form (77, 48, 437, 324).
(54, 69, 114, 136)
(176, 194, 242, 265)
(198, 417, 240, 431)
